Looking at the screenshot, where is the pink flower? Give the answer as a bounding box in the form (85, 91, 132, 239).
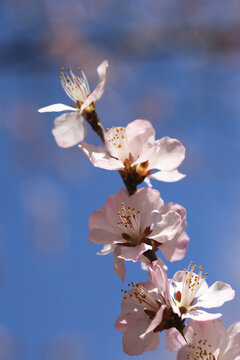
(38, 60, 108, 148)
(171, 262, 235, 321)
(115, 261, 184, 355)
(177, 319, 240, 360)
(80, 119, 185, 184)
(89, 188, 189, 281)
(115, 261, 235, 355)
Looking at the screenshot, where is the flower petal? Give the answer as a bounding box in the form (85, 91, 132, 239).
(52, 112, 87, 148)
(149, 211, 182, 243)
(97, 244, 114, 255)
(121, 318, 160, 355)
(89, 229, 122, 244)
(186, 309, 222, 321)
(126, 119, 156, 145)
(140, 305, 166, 339)
(38, 103, 75, 113)
(148, 260, 169, 294)
(149, 170, 186, 182)
(80, 60, 108, 112)
(80, 142, 124, 170)
(221, 322, 240, 360)
(196, 281, 235, 309)
(166, 328, 185, 351)
(160, 231, 189, 261)
(148, 136, 185, 171)
(118, 243, 152, 262)
(114, 248, 126, 281)
(177, 319, 226, 360)
(130, 187, 164, 231)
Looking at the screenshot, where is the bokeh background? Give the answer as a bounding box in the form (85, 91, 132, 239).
(0, 0, 240, 359)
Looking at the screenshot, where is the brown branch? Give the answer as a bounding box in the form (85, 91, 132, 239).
(82, 108, 105, 144)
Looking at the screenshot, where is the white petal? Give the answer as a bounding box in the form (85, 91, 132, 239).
(97, 244, 114, 255)
(186, 309, 222, 321)
(149, 170, 186, 182)
(221, 322, 240, 360)
(148, 136, 185, 171)
(38, 103, 75, 113)
(149, 211, 182, 243)
(80, 142, 124, 170)
(52, 112, 87, 148)
(166, 328, 185, 351)
(118, 243, 152, 262)
(80, 60, 108, 112)
(196, 281, 235, 309)
(114, 248, 126, 281)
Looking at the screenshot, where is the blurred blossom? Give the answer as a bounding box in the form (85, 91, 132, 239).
(134, 88, 173, 122)
(4, 103, 42, 141)
(21, 178, 69, 258)
(43, 333, 87, 360)
(0, 327, 20, 360)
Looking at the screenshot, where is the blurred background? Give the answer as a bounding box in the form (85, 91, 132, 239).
(0, 0, 240, 359)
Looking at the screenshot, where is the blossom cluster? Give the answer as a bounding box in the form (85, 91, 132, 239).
(38, 61, 240, 359)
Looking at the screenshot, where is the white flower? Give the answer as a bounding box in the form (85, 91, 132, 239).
(80, 119, 186, 183)
(177, 319, 240, 360)
(171, 262, 235, 321)
(38, 60, 108, 148)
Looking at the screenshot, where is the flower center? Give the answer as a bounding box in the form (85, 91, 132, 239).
(186, 332, 219, 360)
(105, 127, 132, 163)
(59, 67, 90, 103)
(122, 283, 160, 313)
(175, 262, 208, 313)
(117, 202, 141, 244)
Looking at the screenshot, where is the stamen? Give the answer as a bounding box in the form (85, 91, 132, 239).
(105, 127, 131, 162)
(186, 332, 218, 360)
(117, 202, 141, 244)
(59, 66, 90, 103)
(121, 283, 160, 312)
(177, 262, 208, 312)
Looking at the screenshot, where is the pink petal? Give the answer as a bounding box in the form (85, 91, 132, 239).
(148, 260, 168, 293)
(140, 305, 166, 339)
(166, 328, 185, 351)
(196, 281, 235, 309)
(80, 142, 124, 170)
(122, 319, 160, 355)
(89, 206, 109, 232)
(52, 112, 87, 148)
(115, 312, 146, 334)
(160, 231, 189, 261)
(126, 120, 156, 158)
(88, 229, 122, 244)
(118, 243, 152, 262)
(132, 144, 159, 166)
(177, 319, 226, 360)
(114, 248, 126, 281)
(126, 119, 155, 145)
(38, 103, 75, 113)
(148, 136, 185, 172)
(149, 170, 186, 182)
(104, 188, 129, 225)
(149, 211, 182, 243)
(80, 60, 108, 112)
(221, 322, 240, 360)
(130, 187, 164, 231)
